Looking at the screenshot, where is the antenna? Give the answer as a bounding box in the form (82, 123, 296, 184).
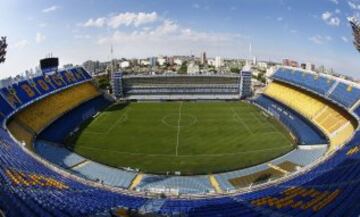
(249, 43, 252, 59)
(110, 44, 114, 60)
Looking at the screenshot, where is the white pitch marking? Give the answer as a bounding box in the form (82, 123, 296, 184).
(231, 107, 253, 134)
(175, 102, 183, 156)
(106, 108, 130, 134)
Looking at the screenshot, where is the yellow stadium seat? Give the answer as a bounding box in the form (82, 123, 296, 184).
(8, 82, 100, 145)
(264, 82, 324, 118)
(7, 121, 34, 146)
(264, 81, 356, 150)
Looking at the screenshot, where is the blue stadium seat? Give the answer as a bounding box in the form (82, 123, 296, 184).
(254, 95, 328, 145)
(272, 68, 334, 95)
(329, 83, 360, 108)
(272, 67, 360, 108)
(1, 68, 360, 216)
(38, 95, 112, 143)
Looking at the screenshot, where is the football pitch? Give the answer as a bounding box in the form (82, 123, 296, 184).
(68, 101, 295, 175)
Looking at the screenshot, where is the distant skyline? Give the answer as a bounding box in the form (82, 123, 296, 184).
(1, 0, 360, 79)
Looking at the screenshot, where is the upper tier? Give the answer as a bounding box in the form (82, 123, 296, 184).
(0, 67, 92, 126)
(7, 82, 100, 147)
(272, 67, 360, 109)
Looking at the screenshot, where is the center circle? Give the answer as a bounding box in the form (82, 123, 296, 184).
(162, 114, 198, 127)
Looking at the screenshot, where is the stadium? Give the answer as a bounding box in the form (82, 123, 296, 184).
(1, 59, 360, 217)
(2, 6, 360, 217)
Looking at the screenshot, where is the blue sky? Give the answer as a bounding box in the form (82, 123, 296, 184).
(1, 0, 360, 79)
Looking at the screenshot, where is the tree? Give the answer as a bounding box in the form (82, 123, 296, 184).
(256, 72, 266, 83)
(230, 67, 240, 73)
(178, 61, 188, 74)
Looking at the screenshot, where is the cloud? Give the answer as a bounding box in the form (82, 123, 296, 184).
(39, 23, 47, 28)
(74, 34, 91, 39)
(309, 35, 332, 44)
(349, 1, 360, 10)
(96, 19, 246, 56)
(192, 3, 200, 9)
(321, 11, 340, 26)
(330, 0, 338, 4)
(83, 17, 107, 27)
(342, 36, 349, 42)
(82, 12, 158, 28)
(42, 5, 59, 13)
(98, 20, 243, 43)
(277, 17, 283, 22)
(35, 32, 46, 43)
(111, 12, 157, 28)
(322, 11, 332, 20)
(328, 17, 340, 26)
(14, 40, 29, 49)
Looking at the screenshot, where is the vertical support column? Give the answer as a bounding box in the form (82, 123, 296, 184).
(111, 71, 124, 99)
(240, 69, 252, 99)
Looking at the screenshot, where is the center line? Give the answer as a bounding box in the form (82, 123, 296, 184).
(175, 102, 183, 156)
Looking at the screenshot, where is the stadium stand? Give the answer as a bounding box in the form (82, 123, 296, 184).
(35, 141, 87, 168)
(7, 120, 34, 145)
(354, 104, 360, 117)
(0, 127, 150, 217)
(272, 67, 335, 95)
(264, 80, 357, 150)
(2, 66, 360, 216)
(136, 175, 214, 194)
(254, 95, 327, 145)
(215, 148, 326, 191)
(38, 95, 112, 143)
(329, 82, 360, 108)
(272, 67, 360, 108)
(122, 74, 243, 100)
(70, 160, 137, 189)
(7, 82, 100, 146)
(264, 81, 326, 118)
(35, 141, 137, 189)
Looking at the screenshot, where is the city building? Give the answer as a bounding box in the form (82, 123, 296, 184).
(200, 52, 207, 65)
(215, 56, 223, 68)
(187, 62, 200, 74)
(149, 57, 157, 67)
(282, 59, 299, 67)
(120, 61, 130, 68)
(158, 57, 167, 66)
(174, 58, 183, 65)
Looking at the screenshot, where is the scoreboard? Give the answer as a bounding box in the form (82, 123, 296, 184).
(40, 57, 59, 75)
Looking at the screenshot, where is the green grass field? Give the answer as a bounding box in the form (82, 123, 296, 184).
(67, 101, 295, 175)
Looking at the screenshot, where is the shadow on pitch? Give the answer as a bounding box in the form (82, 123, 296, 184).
(105, 102, 130, 111)
(65, 102, 129, 149)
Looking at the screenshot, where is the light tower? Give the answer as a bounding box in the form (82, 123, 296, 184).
(0, 36, 7, 64)
(348, 16, 360, 53)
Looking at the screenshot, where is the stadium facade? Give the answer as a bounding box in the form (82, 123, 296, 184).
(1, 64, 360, 216)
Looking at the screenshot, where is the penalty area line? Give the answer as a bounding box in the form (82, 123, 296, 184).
(231, 107, 253, 135)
